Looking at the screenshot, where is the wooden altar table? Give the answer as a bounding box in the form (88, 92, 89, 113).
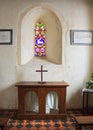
(15, 81, 69, 119)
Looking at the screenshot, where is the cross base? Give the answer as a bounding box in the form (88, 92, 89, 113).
(38, 81, 46, 84)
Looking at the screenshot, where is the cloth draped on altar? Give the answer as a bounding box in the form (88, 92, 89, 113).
(25, 91, 59, 113)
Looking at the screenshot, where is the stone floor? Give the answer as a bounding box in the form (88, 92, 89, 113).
(0, 109, 93, 130)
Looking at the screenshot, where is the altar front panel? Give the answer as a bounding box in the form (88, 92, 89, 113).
(16, 81, 69, 119)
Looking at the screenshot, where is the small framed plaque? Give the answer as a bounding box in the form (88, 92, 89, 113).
(0, 29, 13, 44)
(70, 30, 93, 45)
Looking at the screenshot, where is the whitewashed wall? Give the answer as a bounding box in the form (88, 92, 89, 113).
(0, 0, 93, 109)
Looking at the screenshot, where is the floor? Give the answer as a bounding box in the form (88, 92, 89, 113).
(0, 109, 93, 130)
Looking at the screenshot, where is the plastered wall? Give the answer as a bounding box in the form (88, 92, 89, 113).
(0, 0, 93, 109)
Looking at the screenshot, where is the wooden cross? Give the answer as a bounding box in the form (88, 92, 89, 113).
(36, 65, 48, 84)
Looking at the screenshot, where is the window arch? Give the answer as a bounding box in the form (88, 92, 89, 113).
(34, 22, 46, 56)
(20, 6, 62, 65)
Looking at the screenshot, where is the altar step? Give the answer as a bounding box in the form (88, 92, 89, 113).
(17, 113, 67, 120)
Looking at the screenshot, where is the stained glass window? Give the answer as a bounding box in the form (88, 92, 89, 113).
(35, 22, 46, 56)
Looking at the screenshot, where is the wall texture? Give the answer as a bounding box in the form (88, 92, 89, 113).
(0, 0, 93, 109)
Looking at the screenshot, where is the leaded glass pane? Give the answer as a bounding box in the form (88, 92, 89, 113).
(35, 22, 46, 56)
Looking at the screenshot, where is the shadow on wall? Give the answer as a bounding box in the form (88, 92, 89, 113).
(0, 84, 18, 109)
(67, 88, 82, 109)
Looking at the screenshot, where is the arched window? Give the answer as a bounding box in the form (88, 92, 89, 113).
(35, 22, 46, 56)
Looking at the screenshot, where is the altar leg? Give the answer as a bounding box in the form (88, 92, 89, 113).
(59, 88, 66, 114)
(39, 89, 46, 114)
(18, 87, 25, 114)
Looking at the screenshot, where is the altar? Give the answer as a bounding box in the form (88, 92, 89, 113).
(15, 81, 69, 119)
